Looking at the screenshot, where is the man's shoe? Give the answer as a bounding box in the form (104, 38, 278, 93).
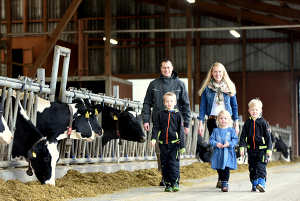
(172, 183, 179, 192)
(159, 180, 166, 186)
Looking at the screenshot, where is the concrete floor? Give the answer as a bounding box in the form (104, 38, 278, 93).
(69, 163, 300, 201)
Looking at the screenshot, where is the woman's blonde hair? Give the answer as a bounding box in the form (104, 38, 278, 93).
(217, 110, 232, 126)
(198, 62, 236, 96)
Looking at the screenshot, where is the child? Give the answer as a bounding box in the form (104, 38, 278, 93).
(151, 92, 185, 192)
(239, 98, 272, 192)
(209, 110, 239, 192)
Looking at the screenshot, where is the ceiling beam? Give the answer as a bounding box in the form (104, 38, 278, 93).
(279, 0, 300, 5)
(210, 0, 300, 21)
(169, 0, 300, 33)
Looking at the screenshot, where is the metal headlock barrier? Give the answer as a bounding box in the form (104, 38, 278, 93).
(0, 45, 292, 169)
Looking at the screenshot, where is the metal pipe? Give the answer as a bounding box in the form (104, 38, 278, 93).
(2, 24, 300, 36)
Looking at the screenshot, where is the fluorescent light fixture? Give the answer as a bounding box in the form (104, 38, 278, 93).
(103, 37, 118, 44)
(230, 30, 240, 38)
(187, 0, 195, 3)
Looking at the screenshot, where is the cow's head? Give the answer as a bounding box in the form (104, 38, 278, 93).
(69, 99, 94, 141)
(27, 138, 59, 185)
(82, 99, 103, 137)
(0, 107, 13, 144)
(116, 107, 147, 142)
(274, 135, 289, 158)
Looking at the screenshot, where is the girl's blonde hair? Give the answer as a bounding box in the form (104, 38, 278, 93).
(217, 110, 232, 127)
(198, 62, 236, 96)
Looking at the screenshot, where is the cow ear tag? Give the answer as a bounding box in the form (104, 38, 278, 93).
(32, 151, 36, 158)
(114, 115, 118, 120)
(95, 109, 98, 115)
(85, 111, 90, 118)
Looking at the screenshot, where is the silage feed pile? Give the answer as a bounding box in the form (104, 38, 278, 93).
(0, 157, 299, 201)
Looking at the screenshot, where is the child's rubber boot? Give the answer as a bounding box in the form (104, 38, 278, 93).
(251, 179, 258, 192)
(172, 182, 179, 192)
(164, 182, 172, 192)
(221, 181, 229, 192)
(256, 177, 266, 192)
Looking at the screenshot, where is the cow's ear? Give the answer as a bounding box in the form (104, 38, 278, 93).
(109, 111, 120, 120)
(27, 147, 39, 159)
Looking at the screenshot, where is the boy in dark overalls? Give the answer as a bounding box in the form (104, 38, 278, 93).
(151, 92, 185, 192)
(239, 99, 272, 192)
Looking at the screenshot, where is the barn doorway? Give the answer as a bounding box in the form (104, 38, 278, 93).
(12, 49, 23, 78)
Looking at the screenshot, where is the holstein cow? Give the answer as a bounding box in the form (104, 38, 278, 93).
(7, 96, 59, 185)
(0, 107, 13, 144)
(196, 134, 213, 162)
(34, 97, 102, 142)
(274, 135, 289, 159)
(101, 104, 147, 147)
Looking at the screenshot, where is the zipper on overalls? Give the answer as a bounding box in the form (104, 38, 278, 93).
(253, 120, 256, 149)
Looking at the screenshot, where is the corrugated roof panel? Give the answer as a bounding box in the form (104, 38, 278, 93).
(11, 0, 22, 21)
(83, 0, 104, 18)
(246, 29, 287, 39)
(88, 49, 104, 75)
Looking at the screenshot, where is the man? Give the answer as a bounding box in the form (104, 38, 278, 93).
(142, 58, 191, 186)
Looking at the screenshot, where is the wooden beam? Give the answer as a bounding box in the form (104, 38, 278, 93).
(195, 12, 201, 106)
(242, 30, 246, 121)
(28, 0, 82, 78)
(170, 0, 300, 33)
(210, 0, 300, 21)
(290, 31, 297, 155)
(164, 0, 171, 58)
(135, 0, 139, 74)
(6, 0, 12, 78)
(23, 0, 28, 33)
(186, 4, 192, 106)
(104, 0, 111, 76)
(42, 0, 48, 76)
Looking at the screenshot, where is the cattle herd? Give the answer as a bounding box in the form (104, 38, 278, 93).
(0, 93, 146, 186)
(0, 93, 291, 186)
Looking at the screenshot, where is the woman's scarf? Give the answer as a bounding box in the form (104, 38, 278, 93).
(208, 79, 233, 105)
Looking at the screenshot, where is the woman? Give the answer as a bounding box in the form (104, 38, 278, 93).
(198, 62, 240, 188)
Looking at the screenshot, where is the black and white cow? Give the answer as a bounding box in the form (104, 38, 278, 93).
(274, 135, 289, 159)
(101, 104, 147, 146)
(7, 96, 59, 185)
(0, 107, 13, 144)
(196, 134, 213, 162)
(34, 97, 101, 142)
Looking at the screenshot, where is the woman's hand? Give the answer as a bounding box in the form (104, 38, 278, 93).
(234, 121, 239, 135)
(198, 121, 204, 136)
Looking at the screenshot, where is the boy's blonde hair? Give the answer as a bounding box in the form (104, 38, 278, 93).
(217, 110, 232, 126)
(163, 92, 177, 103)
(198, 62, 236, 96)
(248, 98, 263, 109)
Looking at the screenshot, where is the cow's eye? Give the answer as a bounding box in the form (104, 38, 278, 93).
(44, 157, 50, 162)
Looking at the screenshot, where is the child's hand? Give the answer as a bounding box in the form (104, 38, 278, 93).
(267, 152, 272, 157)
(223, 141, 229, 148)
(216, 142, 223, 148)
(150, 141, 155, 146)
(240, 150, 244, 156)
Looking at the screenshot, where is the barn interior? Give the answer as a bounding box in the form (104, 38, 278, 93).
(0, 0, 298, 156)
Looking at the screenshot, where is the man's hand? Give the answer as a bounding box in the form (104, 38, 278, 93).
(198, 121, 204, 136)
(234, 121, 239, 135)
(143, 123, 150, 131)
(184, 127, 189, 135)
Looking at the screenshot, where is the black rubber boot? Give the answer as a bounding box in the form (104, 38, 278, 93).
(159, 175, 166, 186)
